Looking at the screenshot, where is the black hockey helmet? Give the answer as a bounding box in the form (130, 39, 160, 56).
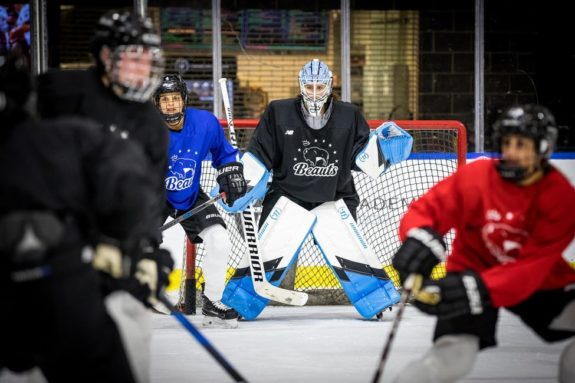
(153, 74, 188, 125)
(154, 74, 188, 105)
(90, 10, 164, 102)
(492, 104, 558, 181)
(90, 10, 161, 59)
(492, 104, 558, 158)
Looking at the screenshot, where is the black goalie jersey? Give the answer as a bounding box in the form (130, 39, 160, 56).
(247, 97, 370, 212)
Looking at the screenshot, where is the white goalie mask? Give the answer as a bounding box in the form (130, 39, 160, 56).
(299, 59, 333, 117)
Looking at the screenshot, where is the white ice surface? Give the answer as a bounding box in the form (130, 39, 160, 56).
(151, 304, 567, 383)
(0, 304, 568, 383)
(0, 300, 566, 383)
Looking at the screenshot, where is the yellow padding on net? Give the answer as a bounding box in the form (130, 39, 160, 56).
(166, 268, 182, 292)
(170, 263, 450, 292)
(170, 267, 236, 291)
(292, 263, 447, 289)
(294, 265, 342, 289)
(169, 261, 575, 293)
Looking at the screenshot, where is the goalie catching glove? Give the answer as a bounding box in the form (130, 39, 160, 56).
(216, 162, 247, 207)
(413, 271, 491, 319)
(392, 226, 446, 285)
(355, 121, 413, 178)
(133, 247, 174, 307)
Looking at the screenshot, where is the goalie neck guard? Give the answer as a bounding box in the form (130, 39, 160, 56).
(492, 104, 558, 182)
(154, 74, 188, 127)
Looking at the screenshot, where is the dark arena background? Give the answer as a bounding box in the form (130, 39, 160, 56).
(1, 1, 573, 382)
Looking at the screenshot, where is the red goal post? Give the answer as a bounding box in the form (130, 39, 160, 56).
(178, 119, 467, 308)
(222, 119, 466, 165)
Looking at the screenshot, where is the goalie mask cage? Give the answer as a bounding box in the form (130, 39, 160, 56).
(178, 120, 466, 309)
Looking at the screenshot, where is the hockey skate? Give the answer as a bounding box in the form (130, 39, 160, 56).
(202, 295, 239, 329)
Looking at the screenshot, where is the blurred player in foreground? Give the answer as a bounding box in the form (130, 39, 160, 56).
(0, 50, 168, 382)
(36, 11, 173, 382)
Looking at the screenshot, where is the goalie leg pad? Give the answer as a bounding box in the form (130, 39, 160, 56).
(222, 197, 316, 320)
(311, 200, 400, 318)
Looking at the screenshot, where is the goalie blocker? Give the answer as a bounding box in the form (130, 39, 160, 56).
(222, 198, 400, 320)
(211, 152, 270, 213)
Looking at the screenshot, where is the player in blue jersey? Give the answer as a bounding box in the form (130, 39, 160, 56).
(154, 74, 247, 328)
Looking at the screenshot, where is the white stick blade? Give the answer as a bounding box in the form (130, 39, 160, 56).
(255, 285, 309, 306)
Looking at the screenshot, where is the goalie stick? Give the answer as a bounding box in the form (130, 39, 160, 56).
(159, 294, 248, 382)
(159, 193, 225, 232)
(371, 274, 420, 383)
(218, 78, 308, 306)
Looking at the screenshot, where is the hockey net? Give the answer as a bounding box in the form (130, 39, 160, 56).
(178, 120, 466, 308)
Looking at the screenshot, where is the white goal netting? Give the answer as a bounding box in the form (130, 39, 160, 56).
(179, 120, 466, 307)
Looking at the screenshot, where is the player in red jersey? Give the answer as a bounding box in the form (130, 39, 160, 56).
(392, 104, 575, 383)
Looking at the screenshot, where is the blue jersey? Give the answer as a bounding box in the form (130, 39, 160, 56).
(165, 108, 238, 210)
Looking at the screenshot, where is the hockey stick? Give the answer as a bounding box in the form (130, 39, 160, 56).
(218, 78, 308, 306)
(371, 274, 421, 383)
(159, 193, 225, 232)
(159, 294, 249, 382)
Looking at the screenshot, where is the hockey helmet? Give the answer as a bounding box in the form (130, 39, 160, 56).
(492, 104, 558, 181)
(90, 10, 164, 102)
(154, 74, 188, 125)
(298, 59, 333, 117)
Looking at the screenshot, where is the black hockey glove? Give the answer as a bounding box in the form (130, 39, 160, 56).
(133, 247, 174, 307)
(392, 226, 446, 285)
(413, 271, 491, 319)
(216, 162, 247, 207)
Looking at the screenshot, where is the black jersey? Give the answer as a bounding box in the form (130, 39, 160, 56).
(0, 113, 150, 382)
(37, 68, 168, 245)
(247, 98, 370, 209)
(0, 115, 154, 254)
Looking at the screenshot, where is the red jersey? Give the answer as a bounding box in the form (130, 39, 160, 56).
(399, 159, 575, 308)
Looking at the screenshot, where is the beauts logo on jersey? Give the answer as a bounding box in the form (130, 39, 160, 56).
(292, 140, 339, 177)
(166, 154, 196, 191)
(481, 208, 528, 264)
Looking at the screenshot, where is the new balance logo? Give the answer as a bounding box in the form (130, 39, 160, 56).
(285, 130, 294, 135)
